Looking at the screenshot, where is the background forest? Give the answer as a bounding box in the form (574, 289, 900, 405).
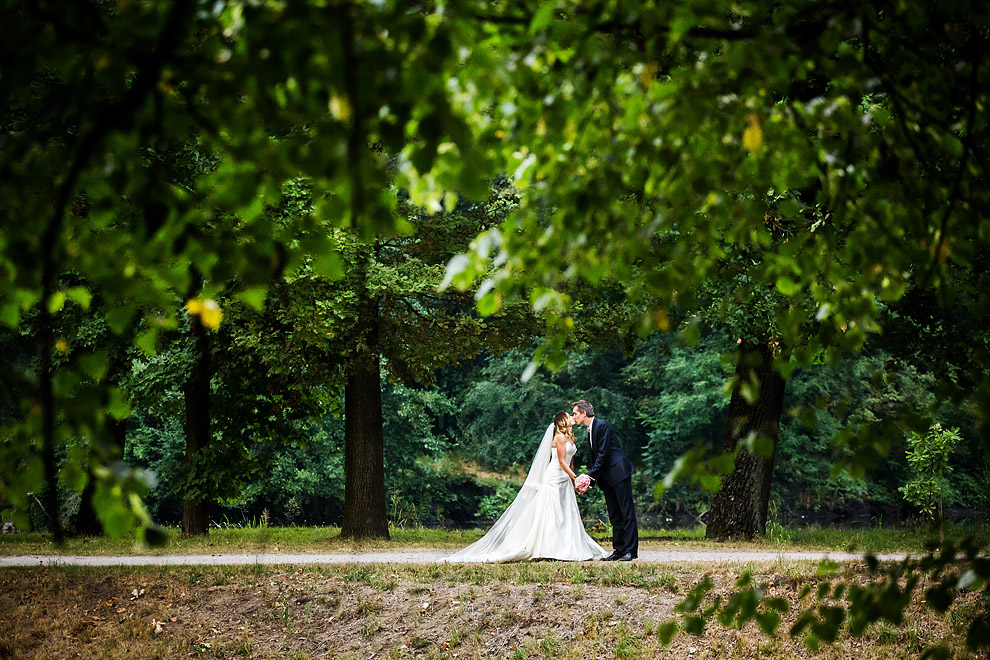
(7, 275, 988, 534)
(128, 335, 990, 531)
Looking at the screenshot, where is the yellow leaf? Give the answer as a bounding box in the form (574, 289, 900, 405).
(199, 300, 223, 330)
(185, 299, 223, 330)
(641, 62, 659, 88)
(329, 94, 352, 121)
(55, 338, 70, 353)
(654, 309, 670, 332)
(743, 113, 763, 152)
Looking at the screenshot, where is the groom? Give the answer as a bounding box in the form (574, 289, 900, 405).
(572, 400, 638, 561)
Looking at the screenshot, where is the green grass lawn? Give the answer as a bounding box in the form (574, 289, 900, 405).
(1, 521, 986, 556)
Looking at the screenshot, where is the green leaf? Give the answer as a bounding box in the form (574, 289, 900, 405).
(0, 303, 20, 328)
(966, 614, 990, 649)
(313, 251, 345, 280)
(682, 323, 701, 346)
(135, 328, 158, 355)
(139, 523, 170, 548)
(919, 644, 950, 660)
(790, 610, 815, 636)
(236, 286, 269, 311)
(925, 583, 954, 612)
(755, 611, 780, 635)
(79, 353, 110, 383)
(682, 616, 705, 636)
(106, 304, 137, 334)
(657, 621, 678, 645)
(47, 291, 67, 313)
(477, 291, 502, 316)
(699, 473, 722, 492)
(107, 387, 132, 421)
(64, 286, 92, 309)
(957, 569, 978, 590)
(775, 277, 802, 296)
(750, 435, 775, 458)
(529, 2, 554, 34)
(93, 483, 135, 537)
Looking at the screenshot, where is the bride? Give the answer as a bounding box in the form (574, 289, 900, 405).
(446, 412, 607, 563)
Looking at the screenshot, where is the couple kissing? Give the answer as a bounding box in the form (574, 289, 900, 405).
(447, 400, 638, 563)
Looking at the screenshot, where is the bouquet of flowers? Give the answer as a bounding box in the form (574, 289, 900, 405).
(574, 474, 592, 494)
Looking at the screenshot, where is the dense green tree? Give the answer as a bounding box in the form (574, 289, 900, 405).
(439, 3, 990, 649)
(445, 0, 990, 539)
(1, 0, 494, 538)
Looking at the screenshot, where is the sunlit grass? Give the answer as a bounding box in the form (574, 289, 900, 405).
(0, 520, 986, 556)
(0, 525, 706, 555)
(759, 520, 990, 553)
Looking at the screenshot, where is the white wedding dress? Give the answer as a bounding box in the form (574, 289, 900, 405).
(446, 426, 607, 563)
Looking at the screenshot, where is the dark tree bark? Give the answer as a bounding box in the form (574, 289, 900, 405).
(182, 314, 212, 537)
(706, 340, 786, 540)
(38, 311, 62, 542)
(340, 298, 389, 540)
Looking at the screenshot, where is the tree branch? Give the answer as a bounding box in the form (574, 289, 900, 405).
(38, 0, 197, 543)
(924, 56, 981, 288)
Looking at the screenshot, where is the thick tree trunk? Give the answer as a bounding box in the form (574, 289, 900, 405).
(340, 300, 389, 540)
(182, 315, 212, 537)
(706, 340, 786, 540)
(74, 414, 127, 536)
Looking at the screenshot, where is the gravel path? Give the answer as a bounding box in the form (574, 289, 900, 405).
(0, 549, 907, 568)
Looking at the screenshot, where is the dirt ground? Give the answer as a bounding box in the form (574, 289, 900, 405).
(0, 563, 981, 659)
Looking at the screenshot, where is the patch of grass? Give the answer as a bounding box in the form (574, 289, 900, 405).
(773, 520, 990, 553)
(537, 633, 562, 657)
(0, 524, 695, 556)
(1, 562, 982, 660)
(355, 596, 384, 615)
(6, 521, 986, 557)
(649, 569, 680, 593)
(361, 614, 383, 638)
(613, 621, 644, 660)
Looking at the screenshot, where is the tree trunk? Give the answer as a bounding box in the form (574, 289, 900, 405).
(182, 315, 212, 537)
(706, 340, 786, 540)
(74, 414, 127, 536)
(340, 299, 389, 540)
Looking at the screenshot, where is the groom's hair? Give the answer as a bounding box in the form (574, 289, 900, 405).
(572, 400, 594, 417)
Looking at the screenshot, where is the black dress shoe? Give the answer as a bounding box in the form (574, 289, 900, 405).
(602, 552, 620, 561)
(617, 553, 634, 561)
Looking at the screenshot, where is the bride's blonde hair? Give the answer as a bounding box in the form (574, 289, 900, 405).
(553, 411, 574, 442)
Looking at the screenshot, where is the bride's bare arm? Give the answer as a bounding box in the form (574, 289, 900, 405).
(554, 434, 577, 480)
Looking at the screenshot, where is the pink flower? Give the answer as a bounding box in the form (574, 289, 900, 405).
(574, 474, 591, 493)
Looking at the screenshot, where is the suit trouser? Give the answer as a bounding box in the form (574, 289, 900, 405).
(602, 476, 638, 557)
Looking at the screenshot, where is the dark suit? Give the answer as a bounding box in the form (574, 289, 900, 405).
(586, 417, 638, 557)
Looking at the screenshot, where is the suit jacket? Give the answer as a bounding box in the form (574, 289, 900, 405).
(586, 417, 635, 487)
